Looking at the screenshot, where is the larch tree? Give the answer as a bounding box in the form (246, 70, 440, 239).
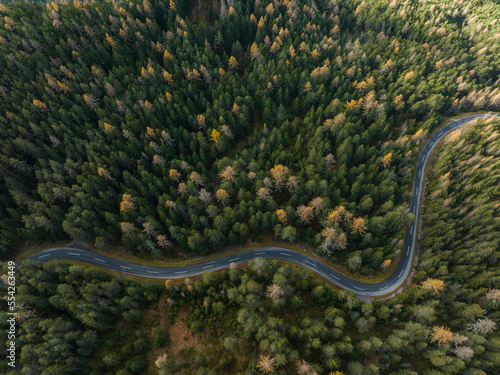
(120, 222, 136, 235)
(266, 284, 284, 300)
(430, 326, 453, 345)
(286, 175, 299, 192)
(177, 182, 189, 196)
(296, 359, 318, 375)
(381, 153, 392, 169)
(297, 205, 314, 224)
(250, 42, 261, 60)
(216, 189, 230, 205)
(169, 169, 181, 182)
(220, 165, 236, 183)
(190, 172, 204, 187)
(453, 346, 474, 360)
(257, 354, 277, 374)
(380, 259, 391, 270)
(485, 289, 500, 305)
(350, 217, 367, 236)
(142, 222, 157, 238)
(467, 318, 497, 335)
(97, 167, 113, 180)
(165, 200, 176, 210)
(221, 125, 233, 139)
(196, 114, 206, 129)
(276, 209, 287, 224)
(257, 187, 272, 202)
(198, 189, 212, 205)
(270, 164, 290, 190)
(157, 235, 172, 249)
(320, 227, 348, 255)
(210, 129, 221, 144)
(326, 205, 347, 225)
(120, 194, 135, 212)
(309, 197, 325, 215)
(421, 278, 445, 294)
(228, 56, 238, 70)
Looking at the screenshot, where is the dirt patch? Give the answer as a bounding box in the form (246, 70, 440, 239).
(169, 311, 209, 358)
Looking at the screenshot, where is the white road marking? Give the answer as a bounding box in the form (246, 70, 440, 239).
(410, 226, 413, 235)
(175, 271, 187, 274)
(407, 246, 410, 255)
(147, 271, 159, 274)
(120, 266, 132, 270)
(38, 254, 51, 258)
(255, 252, 266, 255)
(305, 260, 316, 267)
(203, 265, 214, 269)
(94, 258, 106, 263)
(418, 170, 421, 178)
(329, 273, 339, 280)
(280, 252, 291, 257)
(379, 285, 389, 291)
(354, 286, 364, 291)
(68, 252, 80, 256)
(398, 270, 404, 278)
(228, 258, 240, 262)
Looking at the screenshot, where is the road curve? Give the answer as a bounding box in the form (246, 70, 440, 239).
(11, 114, 499, 297)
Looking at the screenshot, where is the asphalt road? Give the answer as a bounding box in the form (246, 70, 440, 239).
(11, 114, 498, 297)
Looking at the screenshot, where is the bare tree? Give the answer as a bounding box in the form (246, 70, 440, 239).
(220, 165, 236, 183)
(157, 235, 172, 249)
(266, 284, 284, 300)
(257, 354, 276, 374)
(257, 187, 272, 202)
(199, 189, 212, 205)
(297, 205, 314, 224)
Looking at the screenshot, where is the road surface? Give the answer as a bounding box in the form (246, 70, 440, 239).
(9, 114, 498, 297)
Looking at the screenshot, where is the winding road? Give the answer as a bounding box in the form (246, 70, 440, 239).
(12, 114, 498, 297)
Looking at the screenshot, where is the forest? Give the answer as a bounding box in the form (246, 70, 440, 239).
(2, 117, 498, 374)
(1, 0, 500, 273)
(0, 0, 500, 373)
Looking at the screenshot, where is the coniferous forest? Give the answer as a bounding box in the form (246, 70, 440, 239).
(0, 0, 499, 373)
(0, 0, 499, 269)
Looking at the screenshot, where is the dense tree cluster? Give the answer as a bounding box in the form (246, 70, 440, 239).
(153, 118, 500, 374)
(1, 118, 499, 373)
(0, 260, 162, 374)
(1, 0, 499, 271)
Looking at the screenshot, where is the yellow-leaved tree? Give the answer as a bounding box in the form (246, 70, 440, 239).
(381, 153, 392, 169)
(211, 129, 221, 144)
(228, 56, 238, 70)
(430, 326, 453, 345)
(120, 194, 135, 212)
(276, 209, 287, 224)
(270, 164, 290, 190)
(169, 169, 181, 182)
(421, 278, 445, 294)
(350, 217, 367, 236)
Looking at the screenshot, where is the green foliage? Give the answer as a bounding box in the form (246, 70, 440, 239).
(0, 261, 156, 374)
(1, 0, 499, 273)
